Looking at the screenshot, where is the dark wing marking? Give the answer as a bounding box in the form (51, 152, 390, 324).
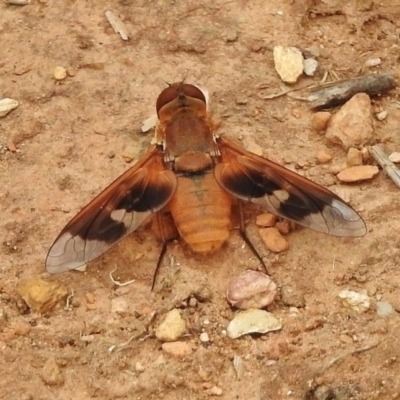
(46, 146, 177, 273)
(215, 137, 366, 237)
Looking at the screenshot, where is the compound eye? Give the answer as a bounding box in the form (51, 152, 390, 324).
(181, 84, 206, 103)
(156, 83, 207, 114)
(156, 85, 180, 114)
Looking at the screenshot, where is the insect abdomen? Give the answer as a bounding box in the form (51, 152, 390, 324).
(168, 173, 232, 253)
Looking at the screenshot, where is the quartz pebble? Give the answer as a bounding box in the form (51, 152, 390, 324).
(337, 165, 379, 183)
(0, 98, 19, 118)
(303, 58, 318, 76)
(389, 152, 400, 163)
(227, 271, 277, 309)
(227, 309, 282, 339)
(259, 227, 289, 253)
(273, 46, 304, 84)
(365, 58, 381, 67)
(338, 289, 370, 313)
(325, 93, 374, 150)
(155, 309, 186, 342)
(199, 332, 210, 342)
(376, 110, 387, 121)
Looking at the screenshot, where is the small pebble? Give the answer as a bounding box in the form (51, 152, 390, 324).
(325, 93, 373, 150)
(111, 298, 128, 315)
(161, 341, 192, 357)
(206, 386, 223, 396)
(53, 66, 67, 81)
(7, 0, 29, 4)
(316, 150, 332, 164)
(281, 286, 306, 308)
(42, 357, 64, 386)
(338, 289, 370, 313)
(225, 29, 238, 42)
(255, 213, 277, 227)
(376, 110, 388, 121)
(306, 44, 321, 58)
(188, 297, 197, 308)
(135, 362, 145, 372)
(275, 220, 291, 235)
(303, 58, 318, 76)
(365, 58, 381, 67)
(12, 319, 32, 336)
(16, 278, 68, 313)
(199, 332, 210, 343)
(0, 98, 19, 118)
(227, 309, 282, 339)
(312, 112, 331, 132)
(273, 45, 304, 84)
(346, 148, 363, 167)
(155, 309, 186, 342)
(259, 227, 289, 253)
(122, 153, 135, 163)
(85, 292, 95, 304)
(389, 152, 400, 163)
(376, 301, 395, 317)
(337, 165, 379, 183)
(66, 67, 76, 77)
(226, 270, 277, 310)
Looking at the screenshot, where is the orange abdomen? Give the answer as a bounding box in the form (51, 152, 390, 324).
(168, 173, 232, 253)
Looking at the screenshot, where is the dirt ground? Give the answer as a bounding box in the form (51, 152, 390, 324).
(1, 1, 400, 399)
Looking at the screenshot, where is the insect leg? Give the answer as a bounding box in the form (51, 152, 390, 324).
(238, 202, 270, 275)
(151, 211, 179, 290)
(151, 241, 169, 290)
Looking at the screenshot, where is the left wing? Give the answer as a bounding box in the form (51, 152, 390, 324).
(46, 146, 177, 273)
(214, 137, 366, 237)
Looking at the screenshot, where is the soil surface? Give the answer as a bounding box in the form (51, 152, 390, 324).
(1, 1, 400, 399)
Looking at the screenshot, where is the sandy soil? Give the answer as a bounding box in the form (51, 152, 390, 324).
(1, 1, 400, 399)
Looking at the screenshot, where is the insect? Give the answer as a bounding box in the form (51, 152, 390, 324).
(46, 82, 366, 281)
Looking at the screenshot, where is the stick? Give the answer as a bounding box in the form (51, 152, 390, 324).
(308, 73, 396, 109)
(369, 145, 400, 189)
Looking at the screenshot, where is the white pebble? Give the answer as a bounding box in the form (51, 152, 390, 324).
(365, 58, 381, 67)
(376, 110, 388, 121)
(389, 152, 400, 163)
(303, 58, 318, 76)
(338, 290, 370, 313)
(0, 98, 19, 118)
(199, 332, 210, 343)
(227, 309, 282, 339)
(376, 301, 395, 317)
(135, 362, 145, 372)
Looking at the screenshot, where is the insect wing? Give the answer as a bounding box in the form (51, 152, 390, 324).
(215, 138, 366, 237)
(46, 146, 177, 273)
